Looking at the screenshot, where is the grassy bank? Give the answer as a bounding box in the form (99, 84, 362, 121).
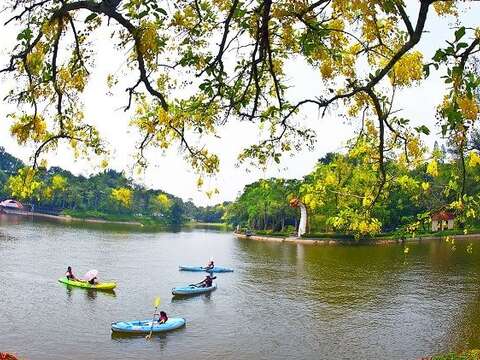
(430, 349, 480, 359)
(61, 209, 167, 226)
(185, 221, 231, 230)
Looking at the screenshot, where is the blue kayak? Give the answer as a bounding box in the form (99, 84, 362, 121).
(172, 283, 217, 296)
(111, 318, 186, 334)
(179, 265, 233, 273)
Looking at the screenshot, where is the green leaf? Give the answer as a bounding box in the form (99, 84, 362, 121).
(414, 125, 430, 135)
(441, 124, 448, 136)
(432, 49, 445, 63)
(17, 28, 33, 41)
(423, 64, 430, 78)
(85, 13, 98, 23)
(138, 10, 149, 18)
(454, 26, 465, 42)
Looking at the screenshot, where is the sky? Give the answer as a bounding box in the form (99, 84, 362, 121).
(0, 1, 479, 205)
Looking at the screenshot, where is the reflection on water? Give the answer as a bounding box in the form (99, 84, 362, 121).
(0, 212, 183, 234)
(171, 292, 214, 303)
(1, 215, 480, 359)
(110, 326, 186, 340)
(62, 284, 117, 301)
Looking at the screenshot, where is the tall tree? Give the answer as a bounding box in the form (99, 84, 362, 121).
(1, 1, 479, 228)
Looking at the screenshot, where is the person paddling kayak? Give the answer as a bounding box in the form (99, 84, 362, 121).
(204, 259, 214, 271)
(65, 266, 78, 281)
(157, 311, 168, 324)
(199, 274, 216, 288)
(189, 274, 216, 288)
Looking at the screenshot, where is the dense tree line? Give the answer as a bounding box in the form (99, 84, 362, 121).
(223, 179, 300, 232)
(224, 131, 480, 237)
(0, 147, 213, 226)
(192, 203, 230, 223)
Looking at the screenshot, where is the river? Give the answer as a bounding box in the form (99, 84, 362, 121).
(1, 214, 480, 359)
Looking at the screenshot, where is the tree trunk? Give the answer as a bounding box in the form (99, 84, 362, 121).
(263, 208, 267, 230)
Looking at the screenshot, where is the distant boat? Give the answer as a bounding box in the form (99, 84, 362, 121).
(0, 199, 24, 210)
(0, 199, 27, 214)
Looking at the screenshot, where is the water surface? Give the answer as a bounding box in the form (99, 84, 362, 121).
(1, 214, 479, 359)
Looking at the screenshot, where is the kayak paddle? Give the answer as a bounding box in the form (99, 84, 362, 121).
(145, 297, 161, 340)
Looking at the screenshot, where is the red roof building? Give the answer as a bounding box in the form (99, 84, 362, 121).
(430, 211, 455, 232)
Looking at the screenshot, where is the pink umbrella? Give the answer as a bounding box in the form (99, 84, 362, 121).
(84, 269, 98, 281)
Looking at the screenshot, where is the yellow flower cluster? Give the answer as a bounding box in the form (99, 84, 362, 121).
(361, 18, 377, 43)
(191, 148, 220, 175)
(457, 96, 479, 121)
(320, 59, 334, 79)
(51, 175, 68, 191)
(328, 19, 347, 48)
(138, 21, 159, 62)
(433, 1, 457, 16)
(349, 218, 382, 236)
(171, 6, 197, 29)
(281, 24, 298, 51)
(406, 137, 424, 165)
(389, 51, 423, 86)
(58, 68, 87, 92)
(212, 0, 231, 12)
(41, 19, 67, 41)
(155, 193, 172, 210)
(467, 243, 473, 254)
(332, 0, 375, 20)
(397, 175, 419, 191)
(6, 168, 41, 200)
(10, 114, 47, 144)
(111, 187, 133, 208)
(324, 172, 336, 185)
(426, 160, 438, 177)
(26, 43, 46, 75)
(445, 236, 456, 251)
(347, 92, 369, 117)
(469, 152, 480, 167)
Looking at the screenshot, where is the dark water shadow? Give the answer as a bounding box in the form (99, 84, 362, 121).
(110, 325, 186, 341)
(61, 283, 116, 300)
(171, 291, 214, 303)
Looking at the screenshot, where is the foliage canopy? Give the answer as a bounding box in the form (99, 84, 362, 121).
(1, 0, 480, 234)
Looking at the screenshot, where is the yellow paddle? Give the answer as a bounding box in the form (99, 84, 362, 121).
(145, 297, 161, 340)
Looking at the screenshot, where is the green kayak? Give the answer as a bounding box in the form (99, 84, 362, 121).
(58, 277, 117, 290)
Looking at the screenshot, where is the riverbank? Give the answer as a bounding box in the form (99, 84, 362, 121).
(234, 232, 480, 245)
(184, 221, 231, 230)
(1, 209, 144, 226)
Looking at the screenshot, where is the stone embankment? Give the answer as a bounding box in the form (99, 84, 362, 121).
(234, 232, 480, 245)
